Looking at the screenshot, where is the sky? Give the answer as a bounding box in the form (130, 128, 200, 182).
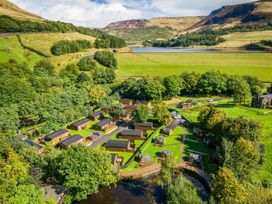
(10, 0, 257, 28)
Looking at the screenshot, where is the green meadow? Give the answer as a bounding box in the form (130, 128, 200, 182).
(0, 36, 42, 67)
(179, 100, 272, 182)
(116, 53, 272, 82)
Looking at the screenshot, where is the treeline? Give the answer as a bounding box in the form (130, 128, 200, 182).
(51, 40, 92, 56)
(147, 23, 272, 47)
(0, 53, 117, 135)
(198, 106, 272, 203)
(0, 15, 126, 48)
(116, 71, 265, 102)
(244, 40, 272, 50)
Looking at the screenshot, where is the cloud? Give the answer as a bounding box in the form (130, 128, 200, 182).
(10, 0, 257, 28)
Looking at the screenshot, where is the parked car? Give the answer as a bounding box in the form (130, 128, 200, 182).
(86, 135, 94, 141)
(93, 132, 101, 136)
(174, 115, 182, 119)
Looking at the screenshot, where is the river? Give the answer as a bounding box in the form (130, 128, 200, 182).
(130, 47, 270, 53)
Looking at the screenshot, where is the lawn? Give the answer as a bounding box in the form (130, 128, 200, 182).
(116, 53, 272, 82)
(0, 36, 42, 67)
(19, 32, 96, 56)
(67, 120, 100, 137)
(176, 99, 272, 182)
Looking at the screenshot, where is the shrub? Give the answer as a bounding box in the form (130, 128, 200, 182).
(94, 51, 117, 69)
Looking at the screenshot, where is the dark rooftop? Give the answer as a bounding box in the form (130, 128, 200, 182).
(95, 118, 113, 128)
(111, 154, 117, 163)
(120, 129, 142, 137)
(72, 118, 90, 127)
(44, 129, 68, 141)
(59, 135, 83, 147)
(134, 122, 153, 127)
(89, 111, 104, 118)
(124, 105, 137, 109)
(24, 139, 43, 150)
(105, 140, 129, 148)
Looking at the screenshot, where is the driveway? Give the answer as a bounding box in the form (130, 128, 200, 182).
(90, 126, 127, 148)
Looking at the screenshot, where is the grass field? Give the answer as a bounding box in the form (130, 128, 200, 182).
(216, 31, 272, 48)
(116, 53, 272, 82)
(178, 99, 272, 182)
(0, 36, 42, 67)
(19, 32, 96, 56)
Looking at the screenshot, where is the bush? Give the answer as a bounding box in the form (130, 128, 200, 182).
(77, 56, 97, 71)
(94, 51, 117, 69)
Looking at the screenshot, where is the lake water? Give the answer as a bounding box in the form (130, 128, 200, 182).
(130, 47, 269, 53)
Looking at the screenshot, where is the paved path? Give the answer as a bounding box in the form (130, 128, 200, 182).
(90, 127, 126, 148)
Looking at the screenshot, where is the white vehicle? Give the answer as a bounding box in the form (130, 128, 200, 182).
(175, 115, 182, 119)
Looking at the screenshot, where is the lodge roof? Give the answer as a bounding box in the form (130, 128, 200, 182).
(259, 94, 272, 99)
(72, 118, 90, 127)
(95, 118, 113, 128)
(44, 129, 68, 141)
(105, 140, 129, 148)
(89, 111, 104, 118)
(120, 129, 142, 137)
(59, 135, 83, 147)
(134, 122, 153, 127)
(24, 139, 43, 150)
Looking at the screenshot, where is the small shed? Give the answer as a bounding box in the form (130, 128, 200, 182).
(178, 102, 192, 110)
(252, 94, 272, 109)
(134, 122, 154, 131)
(161, 128, 173, 136)
(44, 129, 69, 143)
(161, 150, 172, 158)
(138, 153, 152, 166)
(69, 118, 90, 131)
(93, 118, 115, 132)
(111, 154, 123, 166)
(88, 111, 104, 121)
(154, 136, 165, 145)
(105, 140, 132, 152)
(188, 153, 202, 164)
(119, 129, 144, 140)
(58, 135, 84, 149)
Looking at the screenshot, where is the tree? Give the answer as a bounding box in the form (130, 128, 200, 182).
(197, 71, 228, 94)
(213, 167, 246, 204)
(222, 138, 260, 182)
(181, 72, 200, 95)
(77, 57, 97, 71)
(138, 78, 165, 101)
(267, 84, 272, 93)
(94, 68, 116, 84)
(0, 105, 20, 133)
(94, 51, 117, 69)
(89, 85, 107, 106)
(132, 104, 149, 122)
(198, 106, 226, 132)
(33, 60, 55, 77)
(158, 153, 175, 187)
(166, 175, 204, 204)
(153, 102, 172, 125)
(108, 104, 125, 120)
(233, 79, 251, 104)
(59, 64, 80, 81)
(59, 145, 117, 201)
(163, 76, 184, 99)
(216, 117, 261, 142)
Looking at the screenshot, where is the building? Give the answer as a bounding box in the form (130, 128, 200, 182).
(188, 153, 202, 165)
(111, 154, 123, 166)
(154, 136, 165, 145)
(178, 102, 192, 110)
(124, 105, 137, 113)
(120, 99, 133, 106)
(58, 135, 84, 149)
(69, 118, 90, 131)
(105, 140, 132, 152)
(138, 153, 152, 166)
(44, 129, 69, 144)
(161, 150, 172, 158)
(134, 122, 154, 131)
(118, 129, 145, 140)
(88, 111, 104, 121)
(161, 127, 173, 136)
(93, 118, 116, 132)
(252, 94, 272, 109)
(24, 139, 44, 154)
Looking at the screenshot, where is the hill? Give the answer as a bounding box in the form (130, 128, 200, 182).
(192, 0, 272, 30)
(0, 0, 43, 21)
(104, 17, 203, 44)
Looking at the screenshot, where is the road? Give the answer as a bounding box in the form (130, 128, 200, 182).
(90, 126, 127, 148)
